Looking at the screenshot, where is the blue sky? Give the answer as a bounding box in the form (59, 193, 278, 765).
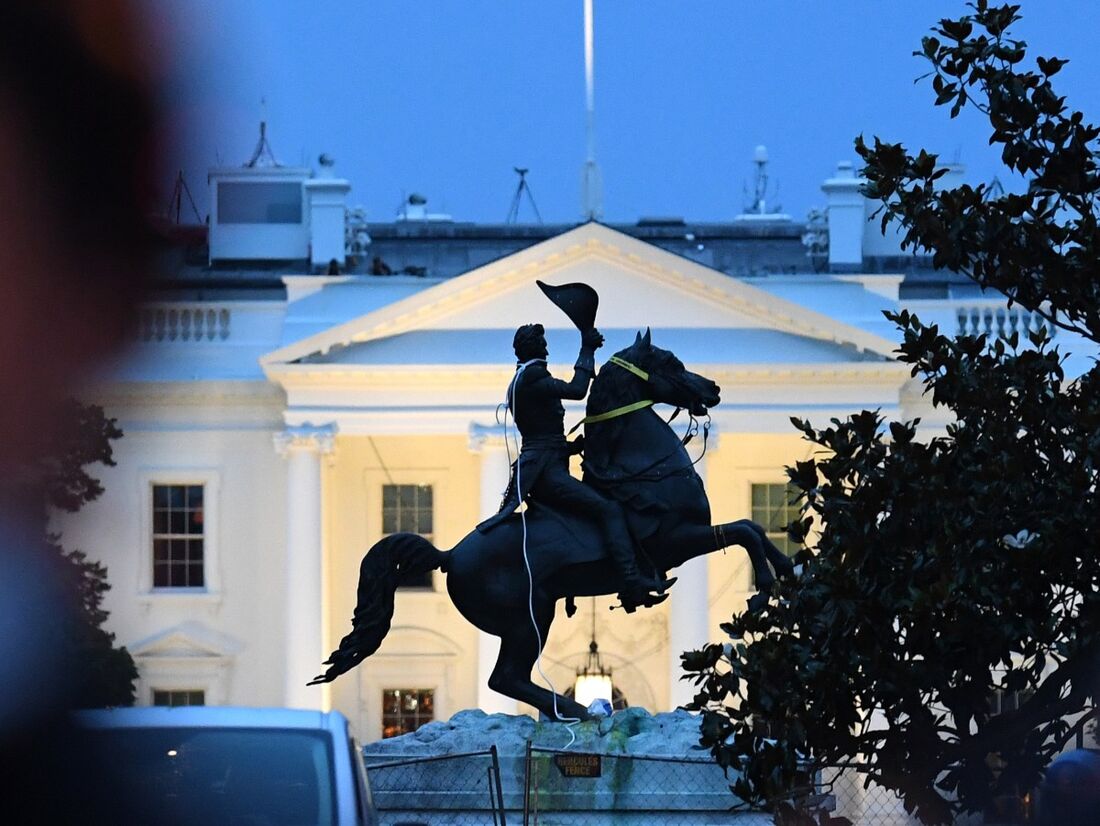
(150, 1, 1100, 224)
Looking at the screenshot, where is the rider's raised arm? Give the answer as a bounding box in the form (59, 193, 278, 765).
(529, 329, 603, 400)
(549, 350, 594, 400)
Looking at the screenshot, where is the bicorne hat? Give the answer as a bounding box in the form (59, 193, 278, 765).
(536, 280, 599, 332)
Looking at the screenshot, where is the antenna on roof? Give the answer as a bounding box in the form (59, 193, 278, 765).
(165, 170, 203, 224)
(580, 0, 603, 221)
(985, 175, 1006, 201)
(506, 167, 543, 224)
(743, 145, 781, 215)
(735, 145, 791, 222)
(246, 101, 280, 168)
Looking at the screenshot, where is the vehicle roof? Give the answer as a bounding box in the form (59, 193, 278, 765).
(72, 706, 348, 732)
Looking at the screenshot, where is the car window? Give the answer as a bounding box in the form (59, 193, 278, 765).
(85, 727, 336, 826)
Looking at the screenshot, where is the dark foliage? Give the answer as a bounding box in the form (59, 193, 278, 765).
(39, 402, 137, 708)
(51, 544, 139, 708)
(684, 3, 1100, 823)
(38, 398, 124, 513)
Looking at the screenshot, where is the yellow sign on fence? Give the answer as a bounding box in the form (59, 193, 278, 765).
(552, 753, 602, 778)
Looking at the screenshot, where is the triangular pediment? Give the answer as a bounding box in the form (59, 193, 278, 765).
(130, 622, 239, 661)
(263, 223, 896, 370)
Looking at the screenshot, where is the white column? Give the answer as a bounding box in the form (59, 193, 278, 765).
(275, 423, 336, 710)
(668, 431, 715, 711)
(469, 423, 521, 715)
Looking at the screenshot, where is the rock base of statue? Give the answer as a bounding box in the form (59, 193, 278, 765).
(362, 707, 771, 824)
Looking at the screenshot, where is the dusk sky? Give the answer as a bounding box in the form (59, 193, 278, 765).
(150, 1, 1100, 225)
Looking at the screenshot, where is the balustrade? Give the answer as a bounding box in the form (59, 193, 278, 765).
(955, 305, 1054, 341)
(137, 306, 231, 342)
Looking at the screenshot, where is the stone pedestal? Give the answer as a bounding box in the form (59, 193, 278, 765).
(362, 708, 769, 825)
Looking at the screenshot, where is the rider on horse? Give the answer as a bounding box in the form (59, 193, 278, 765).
(478, 322, 673, 612)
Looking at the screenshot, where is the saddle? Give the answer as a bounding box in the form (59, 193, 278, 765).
(477, 482, 669, 585)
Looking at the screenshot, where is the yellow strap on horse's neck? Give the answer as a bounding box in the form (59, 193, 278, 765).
(567, 356, 653, 434)
(581, 398, 654, 425)
(608, 355, 649, 381)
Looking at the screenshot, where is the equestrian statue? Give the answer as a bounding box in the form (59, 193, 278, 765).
(310, 281, 795, 721)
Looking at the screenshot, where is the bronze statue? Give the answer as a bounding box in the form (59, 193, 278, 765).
(310, 282, 795, 721)
(478, 281, 673, 611)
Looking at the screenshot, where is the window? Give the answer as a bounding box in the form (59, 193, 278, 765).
(381, 689, 434, 738)
(139, 470, 220, 601)
(751, 483, 802, 557)
(217, 181, 302, 224)
(989, 688, 1035, 716)
(152, 689, 205, 707)
(751, 483, 802, 586)
(383, 484, 434, 589)
(84, 728, 335, 825)
(152, 484, 205, 588)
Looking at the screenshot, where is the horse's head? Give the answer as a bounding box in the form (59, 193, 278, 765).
(611, 329, 720, 416)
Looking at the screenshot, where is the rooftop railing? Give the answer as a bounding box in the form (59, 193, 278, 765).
(955, 303, 1055, 341)
(137, 306, 232, 343)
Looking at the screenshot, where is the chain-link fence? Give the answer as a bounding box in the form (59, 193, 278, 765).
(523, 750, 998, 825)
(819, 765, 921, 825)
(364, 747, 508, 826)
(364, 744, 1023, 825)
(819, 764, 1039, 825)
(522, 744, 771, 824)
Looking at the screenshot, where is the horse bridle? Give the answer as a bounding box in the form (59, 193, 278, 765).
(572, 355, 712, 482)
(567, 356, 655, 434)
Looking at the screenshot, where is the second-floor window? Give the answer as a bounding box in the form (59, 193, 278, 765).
(153, 484, 205, 588)
(382, 484, 434, 589)
(751, 483, 802, 572)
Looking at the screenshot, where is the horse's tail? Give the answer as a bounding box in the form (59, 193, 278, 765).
(307, 533, 447, 686)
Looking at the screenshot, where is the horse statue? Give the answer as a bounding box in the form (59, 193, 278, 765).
(310, 329, 795, 721)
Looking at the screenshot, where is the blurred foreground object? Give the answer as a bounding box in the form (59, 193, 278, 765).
(0, 2, 162, 823)
(0, 0, 158, 463)
(1037, 749, 1100, 826)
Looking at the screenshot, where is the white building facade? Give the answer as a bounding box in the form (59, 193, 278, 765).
(59, 159, 1079, 743)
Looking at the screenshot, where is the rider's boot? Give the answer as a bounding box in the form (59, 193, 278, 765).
(611, 541, 676, 613)
(618, 579, 674, 613)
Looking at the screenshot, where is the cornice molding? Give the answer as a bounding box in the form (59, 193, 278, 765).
(268, 361, 910, 390)
(708, 363, 910, 385)
(89, 380, 285, 407)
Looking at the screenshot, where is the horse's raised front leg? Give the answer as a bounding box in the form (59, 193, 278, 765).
(663, 519, 795, 592)
(725, 519, 796, 583)
(487, 602, 592, 722)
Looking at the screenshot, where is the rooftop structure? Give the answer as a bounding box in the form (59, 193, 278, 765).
(154, 150, 972, 302)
